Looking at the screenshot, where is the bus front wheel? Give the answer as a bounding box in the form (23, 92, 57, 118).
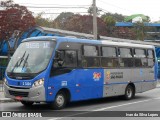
(124, 85, 135, 100)
(51, 91, 67, 110)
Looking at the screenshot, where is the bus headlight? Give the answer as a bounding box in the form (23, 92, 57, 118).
(32, 78, 44, 87)
(4, 78, 8, 85)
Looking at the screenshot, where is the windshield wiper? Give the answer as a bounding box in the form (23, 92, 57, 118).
(11, 51, 26, 72)
(22, 54, 29, 72)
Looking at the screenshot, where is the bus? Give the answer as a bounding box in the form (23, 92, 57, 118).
(4, 36, 157, 109)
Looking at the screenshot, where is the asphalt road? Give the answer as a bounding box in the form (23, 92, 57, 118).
(1, 87, 160, 120)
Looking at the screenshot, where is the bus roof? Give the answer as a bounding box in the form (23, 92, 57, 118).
(23, 36, 154, 49)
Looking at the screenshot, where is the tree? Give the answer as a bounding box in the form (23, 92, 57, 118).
(0, 0, 35, 42)
(103, 16, 116, 36)
(35, 12, 53, 28)
(113, 27, 136, 40)
(63, 15, 107, 36)
(53, 12, 74, 29)
(101, 12, 125, 22)
(87, 6, 101, 15)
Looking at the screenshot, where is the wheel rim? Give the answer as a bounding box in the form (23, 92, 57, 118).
(56, 94, 64, 107)
(126, 88, 132, 98)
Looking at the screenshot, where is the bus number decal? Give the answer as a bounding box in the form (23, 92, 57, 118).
(22, 82, 31, 86)
(61, 81, 67, 86)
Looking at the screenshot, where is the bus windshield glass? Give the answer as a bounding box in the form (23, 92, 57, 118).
(7, 41, 55, 74)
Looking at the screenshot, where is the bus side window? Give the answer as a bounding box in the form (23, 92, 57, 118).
(82, 45, 100, 67)
(119, 48, 133, 67)
(53, 50, 77, 68)
(64, 51, 77, 67)
(147, 49, 154, 67)
(134, 49, 147, 67)
(101, 46, 118, 68)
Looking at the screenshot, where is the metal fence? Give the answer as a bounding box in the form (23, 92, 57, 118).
(0, 67, 6, 92)
(0, 56, 8, 92)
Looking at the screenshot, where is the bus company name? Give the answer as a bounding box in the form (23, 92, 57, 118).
(106, 71, 123, 80)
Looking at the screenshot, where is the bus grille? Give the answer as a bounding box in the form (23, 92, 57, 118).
(9, 90, 29, 97)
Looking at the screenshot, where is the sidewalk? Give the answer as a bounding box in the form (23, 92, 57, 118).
(0, 92, 16, 102)
(0, 83, 16, 102)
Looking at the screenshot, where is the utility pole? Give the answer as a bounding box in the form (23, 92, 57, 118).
(93, 0, 97, 39)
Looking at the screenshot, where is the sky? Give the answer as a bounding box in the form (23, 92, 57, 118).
(13, 0, 160, 22)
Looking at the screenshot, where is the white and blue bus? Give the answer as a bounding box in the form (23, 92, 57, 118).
(4, 36, 157, 109)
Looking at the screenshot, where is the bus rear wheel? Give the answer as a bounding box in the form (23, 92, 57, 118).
(51, 91, 67, 110)
(21, 101, 34, 106)
(124, 85, 135, 100)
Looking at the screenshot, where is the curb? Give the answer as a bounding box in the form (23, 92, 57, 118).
(0, 92, 16, 103)
(0, 98, 16, 103)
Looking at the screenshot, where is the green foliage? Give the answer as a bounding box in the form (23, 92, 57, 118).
(87, 6, 101, 15)
(103, 16, 116, 36)
(53, 12, 74, 29)
(0, 58, 8, 67)
(35, 13, 53, 27)
(101, 12, 125, 22)
(103, 16, 116, 26)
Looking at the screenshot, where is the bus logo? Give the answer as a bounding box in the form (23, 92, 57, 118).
(93, 72, 101, 81)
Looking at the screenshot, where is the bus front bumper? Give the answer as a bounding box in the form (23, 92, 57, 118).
(4, 83, 46, 102)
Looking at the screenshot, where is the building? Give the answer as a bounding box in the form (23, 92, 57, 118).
(116, 22, 160, 41)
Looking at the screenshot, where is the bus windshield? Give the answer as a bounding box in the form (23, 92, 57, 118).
(7, 41, 55, 74)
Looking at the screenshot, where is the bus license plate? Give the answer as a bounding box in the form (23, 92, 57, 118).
(15, 96, 22, 100)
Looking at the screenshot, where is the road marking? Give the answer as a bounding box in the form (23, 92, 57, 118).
(48, 97, 160, 120)
(93, 99, 152, 111)
(48, 118, 63, 120)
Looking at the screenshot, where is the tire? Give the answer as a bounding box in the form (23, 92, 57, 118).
(21, 101, 34, 107)
(124, 85, 135, 100)
(51, 91, 67, 110)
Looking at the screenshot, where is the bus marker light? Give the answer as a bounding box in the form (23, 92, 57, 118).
(49, 92, 53, 95)
(76, 84, 80, 87)
(48, 86, 54, 89)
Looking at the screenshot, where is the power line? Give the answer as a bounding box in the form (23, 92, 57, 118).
(97, 0, 134, 13)
(0, 6, 89, 9)
(17, 3, 90, 7)
(32, 12, 88, 15)
(97, 7, 126, 22)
